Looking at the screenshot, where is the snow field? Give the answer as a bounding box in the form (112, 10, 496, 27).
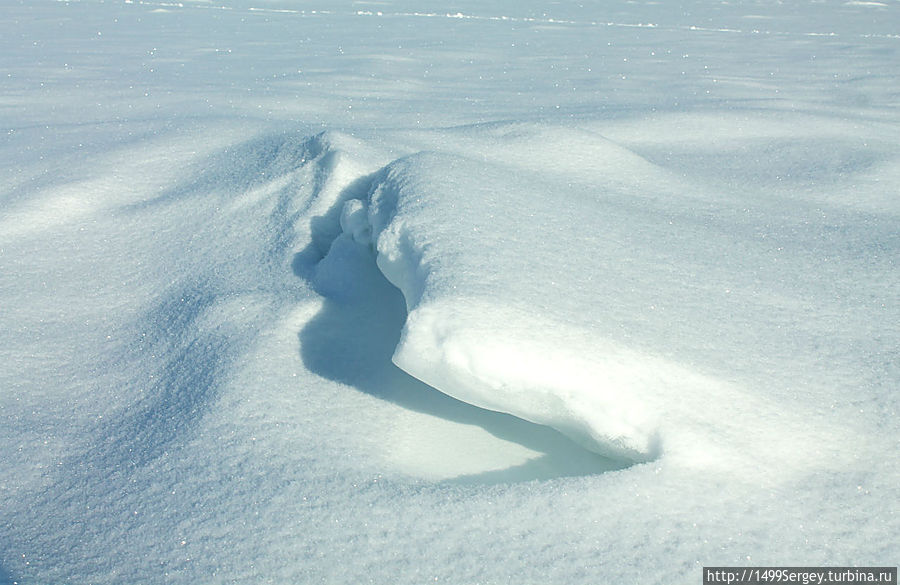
(1, 0, 898, 583)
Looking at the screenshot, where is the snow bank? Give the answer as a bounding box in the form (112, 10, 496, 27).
(352, 151, 661, 461)
(315, 120, 890, 469)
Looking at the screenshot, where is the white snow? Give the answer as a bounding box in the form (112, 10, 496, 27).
(1, 0, 898, 583)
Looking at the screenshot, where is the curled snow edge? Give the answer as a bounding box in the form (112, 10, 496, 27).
(338, 152, 662, 463)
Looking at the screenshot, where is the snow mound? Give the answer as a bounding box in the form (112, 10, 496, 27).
(346, 151, 672, 461)
(293, 114, 894, 476)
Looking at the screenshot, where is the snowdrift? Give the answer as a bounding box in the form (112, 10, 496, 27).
(305, 121, 883, 468)
(356, 151, 664, 461)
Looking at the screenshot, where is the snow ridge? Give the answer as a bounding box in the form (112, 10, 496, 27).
(309, 123, 873, 470)
(315, 148, 667, 463)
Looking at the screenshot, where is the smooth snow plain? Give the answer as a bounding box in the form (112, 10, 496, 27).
(1, 0, 898, 583)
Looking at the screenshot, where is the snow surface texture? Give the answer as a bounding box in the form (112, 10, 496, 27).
(1, 1, 898, 584)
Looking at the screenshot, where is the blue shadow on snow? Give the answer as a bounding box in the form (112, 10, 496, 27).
(295, 194, 633, 484)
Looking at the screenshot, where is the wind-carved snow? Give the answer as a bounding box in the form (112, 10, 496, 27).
(356, 151, 667, 462)
(300, 129, 663, 465)
(309, 122, 872, 469)
(292, 129, 632, 481)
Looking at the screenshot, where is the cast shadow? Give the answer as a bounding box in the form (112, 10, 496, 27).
(296, 230, 632, 484)
(0, 562, 16, 585)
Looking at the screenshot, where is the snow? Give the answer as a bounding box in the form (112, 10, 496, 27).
(1, 0, 898, 583)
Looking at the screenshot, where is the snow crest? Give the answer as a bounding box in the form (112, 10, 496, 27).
(305, 118, 885, 473)
(336, 151, 664, 462)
